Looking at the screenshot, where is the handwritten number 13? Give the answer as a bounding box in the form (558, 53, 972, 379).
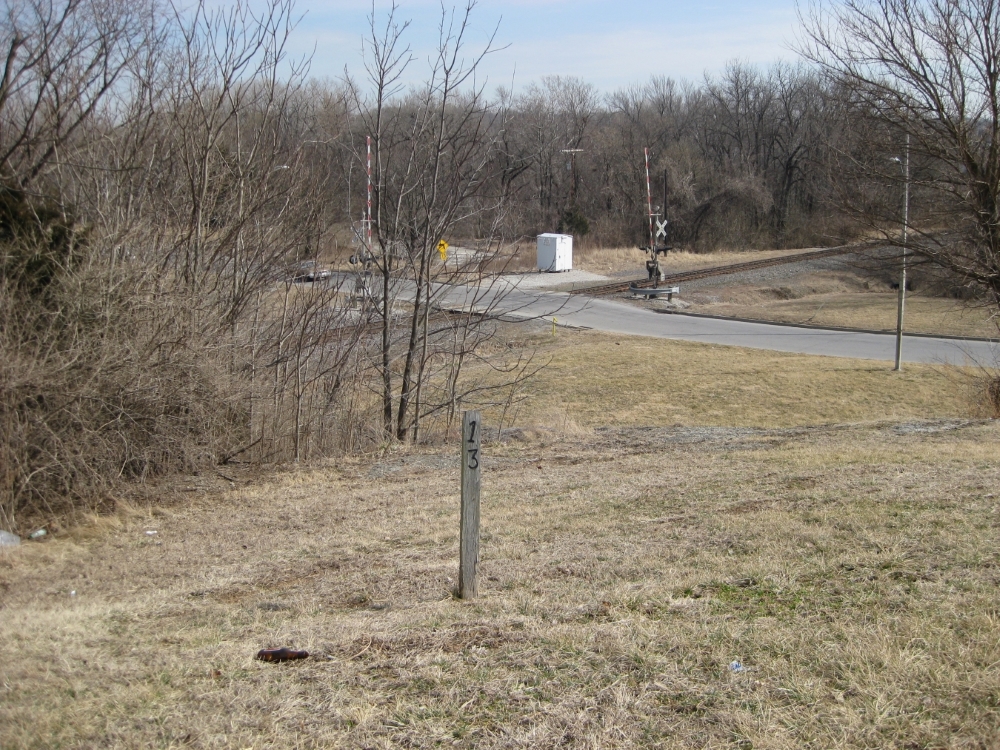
(467, 420, 479, 469)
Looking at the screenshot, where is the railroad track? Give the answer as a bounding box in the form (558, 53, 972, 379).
(568, 242, 878, 296)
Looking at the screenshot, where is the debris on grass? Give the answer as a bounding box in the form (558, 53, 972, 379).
(256, 648, 309, 662)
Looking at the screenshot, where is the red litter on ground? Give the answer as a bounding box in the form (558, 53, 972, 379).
(256, 648, 309, 662)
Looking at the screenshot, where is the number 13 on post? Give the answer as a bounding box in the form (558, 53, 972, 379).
(460, 411, 481, 599)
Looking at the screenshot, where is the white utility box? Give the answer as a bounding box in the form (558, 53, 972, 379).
(536, 233, 573, 272)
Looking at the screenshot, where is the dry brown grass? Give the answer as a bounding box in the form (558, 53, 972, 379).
(688, 291, 999, 340)
(2, 331, 999, 748)
(511, 330, 973, 429)
(492, 244, 811, 278)
(572, 246, 812, 277)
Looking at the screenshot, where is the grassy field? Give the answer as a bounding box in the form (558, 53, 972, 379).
(2, 333, 1000, 748)
(571, 246, 808, 278)
(511, 330, 977, 429)
(684, 291, 999, 340)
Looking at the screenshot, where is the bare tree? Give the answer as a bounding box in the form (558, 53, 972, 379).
(0, 0, 157, 188)
(344, 1, 541, 444)
(801, 0, 1000, 306)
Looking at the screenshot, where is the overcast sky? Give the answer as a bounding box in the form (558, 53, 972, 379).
(290, 1, 805, 91)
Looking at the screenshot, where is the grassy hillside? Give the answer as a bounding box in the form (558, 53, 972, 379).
(2, 333, 998, 748)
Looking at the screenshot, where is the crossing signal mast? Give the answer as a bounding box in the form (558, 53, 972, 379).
(642, 147, 672, 287)
(644, 147, 655, 252)
(348, 136, 375, 301)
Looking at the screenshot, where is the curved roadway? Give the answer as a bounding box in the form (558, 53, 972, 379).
(329, 271, 998, 366)
(450, 282, 1000, 367)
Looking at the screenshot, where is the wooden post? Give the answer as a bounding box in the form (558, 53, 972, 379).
(459, 410, 481, 599)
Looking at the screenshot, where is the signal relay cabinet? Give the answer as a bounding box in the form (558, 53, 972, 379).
(536, 233, 573, 272)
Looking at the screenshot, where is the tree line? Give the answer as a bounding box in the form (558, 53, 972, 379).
(315, 60, 853, 255)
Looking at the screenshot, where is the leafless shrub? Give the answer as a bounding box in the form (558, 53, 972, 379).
(0, 253, 246, 526)
(972, 365, 1000, 419)
(985, 376, 1000, 419)
(0, 0, 363, 527)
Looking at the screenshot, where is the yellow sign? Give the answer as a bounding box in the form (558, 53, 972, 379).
(437, 239, 449, 261)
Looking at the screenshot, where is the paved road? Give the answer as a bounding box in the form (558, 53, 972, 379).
(440, 281, 999, 366)
(328, 271, 998, 366)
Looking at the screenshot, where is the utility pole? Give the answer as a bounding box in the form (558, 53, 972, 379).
(561, 148, 584, 207)
(894, 134, 910, 372)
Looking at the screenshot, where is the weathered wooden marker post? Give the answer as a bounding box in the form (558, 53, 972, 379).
(459, 410, 481, 599)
